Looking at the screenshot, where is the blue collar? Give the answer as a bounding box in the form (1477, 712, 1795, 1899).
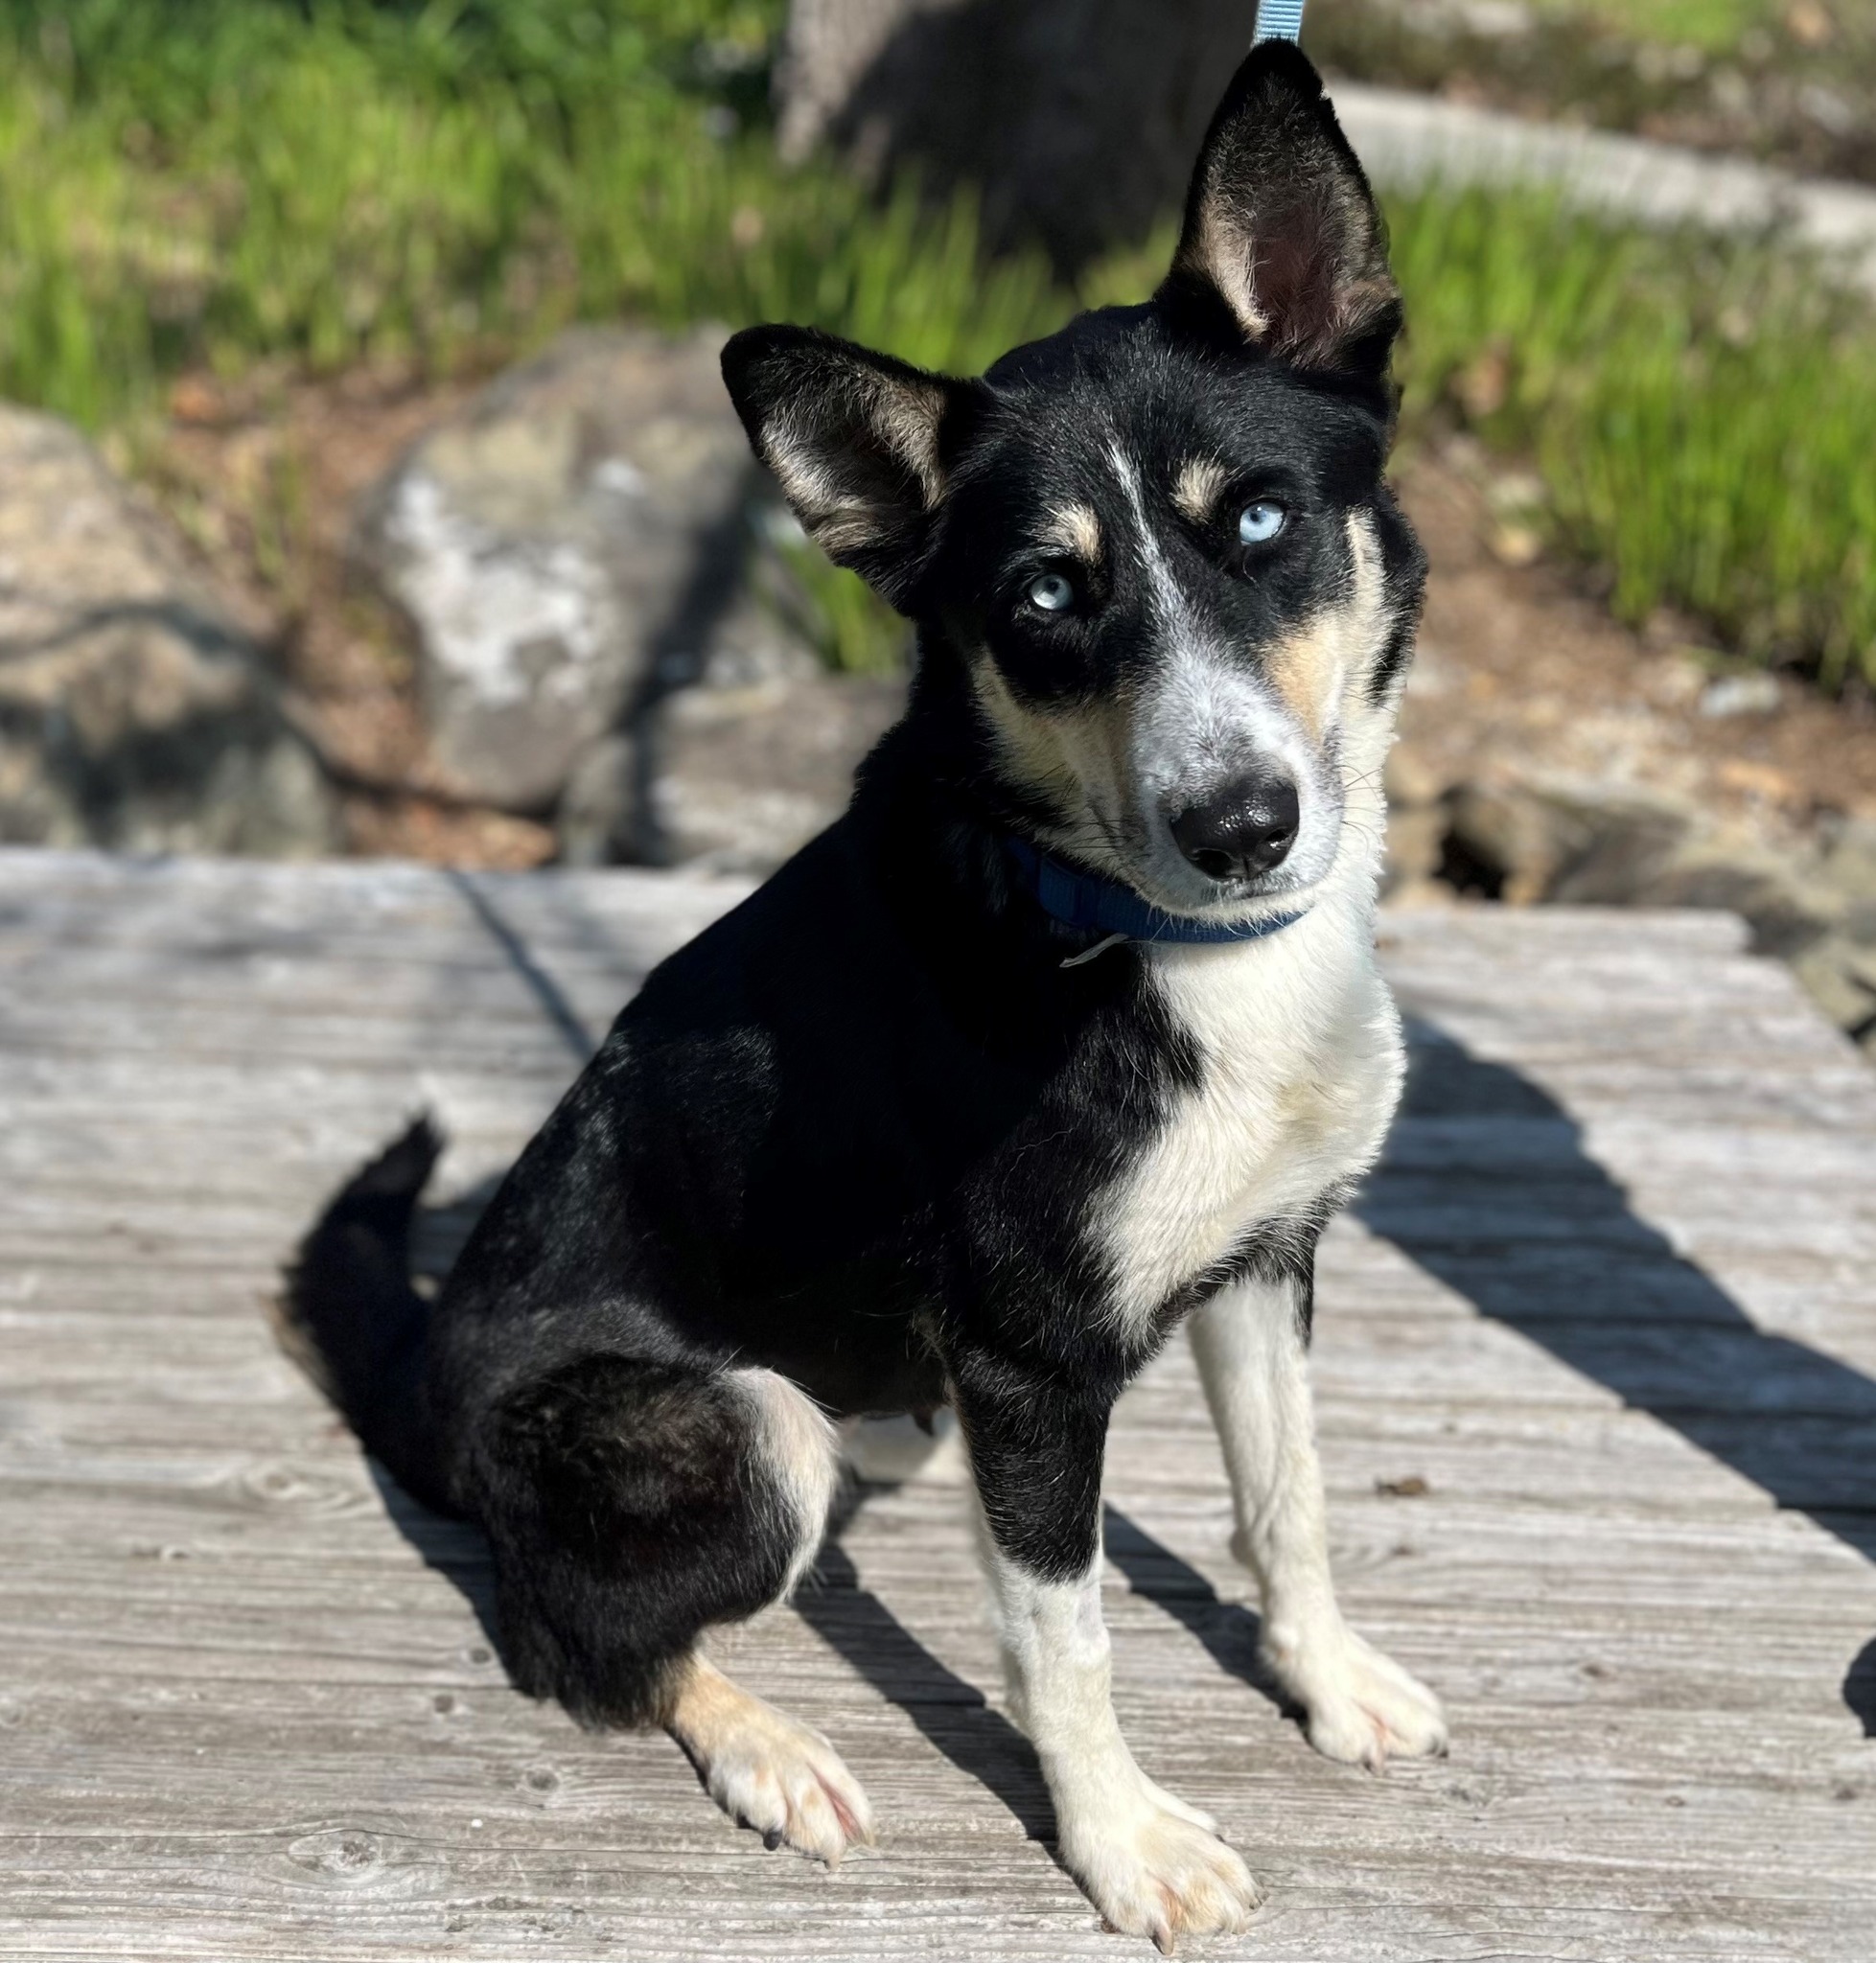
(1003, 836, 1306, 958)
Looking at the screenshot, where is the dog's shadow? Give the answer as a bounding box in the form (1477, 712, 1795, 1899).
(368, 1459, 1281, 1847)
(1371, 1019, 1876, 1735)
(793, 1483, 1286, 1843)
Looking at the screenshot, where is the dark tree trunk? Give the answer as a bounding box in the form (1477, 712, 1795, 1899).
(776, 0, 1261, 273)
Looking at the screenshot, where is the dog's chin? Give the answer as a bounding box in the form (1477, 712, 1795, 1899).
(1123, 827, 1342, 922)
(1123, 860, 1320, 923)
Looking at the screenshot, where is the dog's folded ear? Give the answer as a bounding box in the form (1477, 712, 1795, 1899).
(721, 326, 977, 610)
(1159, 41, 1400, 380)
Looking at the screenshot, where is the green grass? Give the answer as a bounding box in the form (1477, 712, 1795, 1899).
(0, 1, 1871, 688)
(1521, 0, 1774, 53)
(0, 1, 1061, 418)
(1386, 188, 1876, 689)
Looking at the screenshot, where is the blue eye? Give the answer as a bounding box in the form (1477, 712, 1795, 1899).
(1027, 572, 1074, 612)
(1239, 500, 1286, 544)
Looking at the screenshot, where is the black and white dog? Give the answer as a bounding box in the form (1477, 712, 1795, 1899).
(289, 43, 1443, 1950)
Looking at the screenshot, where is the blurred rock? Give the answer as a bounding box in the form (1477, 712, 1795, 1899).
(355, 326, 765, 814)
(0, 404, 337, 856)
(561, 665, 905, 874)
(1379, 731, 1876, 1050)
(1637, 844, 1841, 958)
(1443, 777, 1693, 907)
(1699, 672, 1783, 718)
(1816, 817, 1876, 913)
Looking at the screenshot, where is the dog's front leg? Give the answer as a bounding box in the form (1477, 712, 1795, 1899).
(1189, 1266, 1448, 1769)
(956, 1364, 1260, 1951)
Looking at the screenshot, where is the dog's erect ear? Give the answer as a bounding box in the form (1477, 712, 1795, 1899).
(721, 325, 976, 609)
(1160, 42, 1400, 378)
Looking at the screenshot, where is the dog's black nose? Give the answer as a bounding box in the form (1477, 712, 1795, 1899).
(1169, 775, 1300, 882)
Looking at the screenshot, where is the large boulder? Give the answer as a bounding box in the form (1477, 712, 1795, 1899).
(0, 404, 337, 855)
(560, 661, 908, 872)
(354, 327, 766, 815)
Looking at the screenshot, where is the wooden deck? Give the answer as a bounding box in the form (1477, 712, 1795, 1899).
(2, 847, 1874, 1961)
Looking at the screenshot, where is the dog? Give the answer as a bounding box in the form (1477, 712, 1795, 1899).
(286, 42, 1443, 1951)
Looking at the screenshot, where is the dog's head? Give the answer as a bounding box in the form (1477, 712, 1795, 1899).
(724, 44, 1424, 919)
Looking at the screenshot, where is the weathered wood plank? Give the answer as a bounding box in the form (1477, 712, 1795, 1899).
(2, 849, 1874, 1959)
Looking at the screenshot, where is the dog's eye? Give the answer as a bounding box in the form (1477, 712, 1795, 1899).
(1026, 572, 1075, 613)
(1238, 500, 1286, 545)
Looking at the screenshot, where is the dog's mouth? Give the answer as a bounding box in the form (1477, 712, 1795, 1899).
(1124, 840, 1333, 921)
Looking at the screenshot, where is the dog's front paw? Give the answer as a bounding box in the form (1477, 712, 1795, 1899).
(1063, 1797, 1262, 1953)
(674, 1674, 876, 1867)
(1263, 1623, 1447, 1770)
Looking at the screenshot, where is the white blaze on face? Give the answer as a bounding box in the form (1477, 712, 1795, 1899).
(969, 447, 1405, 914)
(1102, 443, 1337, 905)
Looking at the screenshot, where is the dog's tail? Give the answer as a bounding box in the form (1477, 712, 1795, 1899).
(278, 1117, 456, 1515)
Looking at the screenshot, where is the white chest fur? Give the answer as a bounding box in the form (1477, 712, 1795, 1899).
(1099, 900, 1403, 1337)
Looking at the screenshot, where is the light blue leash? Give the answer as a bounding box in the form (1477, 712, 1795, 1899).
(1253, 0, 1306, 42)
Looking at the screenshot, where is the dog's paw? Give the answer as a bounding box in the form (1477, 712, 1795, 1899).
(1264, 1624, 1447, 1770)
(673, 1673, 875, 1866)
(1064, 1798, 1261, 1953)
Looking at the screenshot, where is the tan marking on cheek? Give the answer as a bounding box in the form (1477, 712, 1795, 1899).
(1263, 618, 1343, 743)
(969, 655, 1137, 869)
(1172, 457, 1229, 525)
(972, 660, 1066, 799)
(1045, 698, 1134, 836)
(1263, 515, 1390, 742)
(1038, 502, 1102, 565)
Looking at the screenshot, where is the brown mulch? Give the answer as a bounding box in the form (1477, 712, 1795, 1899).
(1395, 438, 1876, 838)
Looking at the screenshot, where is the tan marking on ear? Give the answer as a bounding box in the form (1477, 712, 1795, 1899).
(1172, 457, 1229, 525)
(764, 443, 843, 524)
(1263, 513, 1388, 742)
(765, 434, 884, 556)
(871, 376, 949, 507)
(969, 653, 1137, 877)
(1177, 199, 1268, 341)
(1038, 502, 1102, 564)
(1174, 165, 1398, 365)
(802, 508, 882, 558)
(764, 372, 950, 555)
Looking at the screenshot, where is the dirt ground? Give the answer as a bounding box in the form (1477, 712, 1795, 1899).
(1394, 435, 1876, 839)
(143, 365, 1876, 876)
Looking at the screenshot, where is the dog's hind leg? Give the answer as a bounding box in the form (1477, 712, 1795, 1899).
(473, 1354, 872, 1862)
(1188, 1264, 1448, 1768)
